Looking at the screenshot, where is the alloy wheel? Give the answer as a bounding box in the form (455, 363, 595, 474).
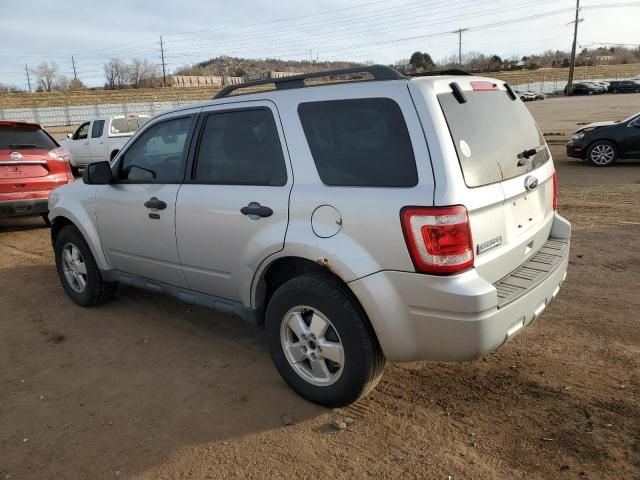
(62, 242, 88, 293)
(590, 144, 615, 166)
(280, 306, 345, 387)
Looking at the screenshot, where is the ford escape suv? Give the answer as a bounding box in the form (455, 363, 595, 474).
(48, 66, 571, 407)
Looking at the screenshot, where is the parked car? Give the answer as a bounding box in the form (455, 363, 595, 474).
(1, 121, 74, 224)
(608, 80, 640, 94)
(529, 91, 546, 100)
(564, 82, 602, 95)
(59, 114, 149, 175)
(566, 112, 640, 166)
(514, 90, 536, 101)
(48, 66, 571, 407)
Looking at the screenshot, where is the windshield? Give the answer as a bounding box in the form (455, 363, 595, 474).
(438, 90, 550, 187)
(0, 125, 58, 150)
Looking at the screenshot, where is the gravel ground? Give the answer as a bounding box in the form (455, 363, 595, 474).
(1, 97, 639, 480)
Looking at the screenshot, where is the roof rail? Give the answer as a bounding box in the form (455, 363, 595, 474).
(213, 65, 406, 99)
(408, 69, 471, 77)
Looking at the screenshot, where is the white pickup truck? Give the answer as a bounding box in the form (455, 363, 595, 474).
(60, 115, 149, 175)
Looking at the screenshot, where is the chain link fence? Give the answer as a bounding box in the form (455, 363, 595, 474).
(512, 73, 637, 94)
(0, 98, 203, 127)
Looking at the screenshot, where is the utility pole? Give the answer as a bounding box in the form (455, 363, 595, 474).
(566, 0, 581, 96)
(24, 65, 32, 92)
(159, 35, 167, 87)
(71, 56, 78, 80)
(456, 28, 468, 67)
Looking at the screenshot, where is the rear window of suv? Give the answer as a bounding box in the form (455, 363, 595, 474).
(298, 98, 418, 187)
(0, 124, 57, 150)
(438, 89, 550, 187)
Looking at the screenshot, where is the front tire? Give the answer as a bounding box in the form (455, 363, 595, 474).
(587, 140, 617, 167)
(54, 225, 115, 306)
(265, 273, 385, 407)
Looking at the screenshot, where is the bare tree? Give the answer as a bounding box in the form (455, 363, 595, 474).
(128, 58, 159, 88)
(35, 62, 59, 92)
(103, 58, 130, 89)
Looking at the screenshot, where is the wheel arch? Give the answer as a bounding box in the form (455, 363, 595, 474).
(252, 255, 366, 328)
(110, 149, 120, 161)
(50, 210, 110, 271)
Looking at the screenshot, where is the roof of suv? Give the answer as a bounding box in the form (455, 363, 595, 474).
(212, 65, 472, 100)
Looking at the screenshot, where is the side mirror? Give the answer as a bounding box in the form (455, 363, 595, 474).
(82, 161, 113, 185)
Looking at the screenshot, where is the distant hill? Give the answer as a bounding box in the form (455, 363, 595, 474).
(174, 56, 363, 77)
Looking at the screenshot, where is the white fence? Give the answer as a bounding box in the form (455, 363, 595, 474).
(0, 99, 203, 127)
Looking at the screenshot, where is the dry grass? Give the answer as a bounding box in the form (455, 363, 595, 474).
(1, 63, 639, 109)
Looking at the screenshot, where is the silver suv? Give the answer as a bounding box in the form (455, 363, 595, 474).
(49, 66, 571, 407)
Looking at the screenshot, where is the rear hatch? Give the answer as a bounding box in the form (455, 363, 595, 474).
(0, 122, 67, 195)
(433, 79, 556, 284)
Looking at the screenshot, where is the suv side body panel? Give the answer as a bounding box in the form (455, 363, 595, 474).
(176, 100, 293, 303)
(249, 81, 435, 307)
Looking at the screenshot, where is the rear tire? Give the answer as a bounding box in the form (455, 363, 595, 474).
(587, 140, 617, 167)
(265, 273, 385, 407)
(54, 225, 115, 306)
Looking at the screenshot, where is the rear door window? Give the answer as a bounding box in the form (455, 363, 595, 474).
(193, 109, 287, 186)
(438, 89, 549, 187)
(298, 98, 418, 187)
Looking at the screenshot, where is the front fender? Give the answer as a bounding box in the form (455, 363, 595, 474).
(48, 183, 109, 270)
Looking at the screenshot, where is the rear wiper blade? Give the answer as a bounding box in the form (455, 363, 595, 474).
(516, 147, 540, 166)
(518, 147, 538, 159)
(8, 144, 39, 149)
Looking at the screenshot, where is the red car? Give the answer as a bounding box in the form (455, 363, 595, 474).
(0, 121, 74, 224)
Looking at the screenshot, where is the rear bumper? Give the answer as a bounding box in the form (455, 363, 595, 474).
(0, 197, 49, 217)
(350, 213, 571, 363)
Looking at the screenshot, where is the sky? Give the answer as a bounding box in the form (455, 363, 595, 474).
(0, 0, 638, 89)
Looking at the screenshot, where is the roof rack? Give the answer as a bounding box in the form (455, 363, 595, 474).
(213, 65, 406, 99)
(408, 69, 471, 77)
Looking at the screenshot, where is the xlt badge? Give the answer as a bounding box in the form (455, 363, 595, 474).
(477, 235, 502, 254)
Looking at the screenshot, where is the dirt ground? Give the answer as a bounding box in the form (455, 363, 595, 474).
(1, 97, 639, 480)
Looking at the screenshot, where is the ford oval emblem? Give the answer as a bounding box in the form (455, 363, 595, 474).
(10, 152, 22, 161)
(524, 175, 538, 191)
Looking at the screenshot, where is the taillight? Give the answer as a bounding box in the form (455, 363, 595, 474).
(49, 147, 74, 181)
(401, 206, 474, 275)
(552, 171, 558, 210)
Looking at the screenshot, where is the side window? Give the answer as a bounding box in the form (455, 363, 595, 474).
(118, 116, 192, 183)
(91, 120, 105, 139)
(298, 98, 418, 187)
(193, 109, 287, 186)
(74, 122, 90, 140)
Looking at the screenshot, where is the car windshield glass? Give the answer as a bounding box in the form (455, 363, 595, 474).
(0, 125, 57, 150)
(438, 90, 550, 187)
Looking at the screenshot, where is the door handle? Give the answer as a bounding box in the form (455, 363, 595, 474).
(240, 202, 273, 218)
(144, 197, 167, 210)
